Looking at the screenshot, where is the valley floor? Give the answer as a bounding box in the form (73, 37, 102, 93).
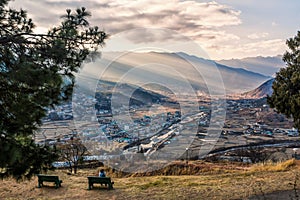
(1, 160, 300, 200)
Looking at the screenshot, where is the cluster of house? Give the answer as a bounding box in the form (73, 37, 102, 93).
(42, 91, 300, 163)
(44, 92, 100, 122)
(98, 111, 182, 145)
(241, 123, 299, 136)
(45, 103, 73, 121)
(125, 111, 207, 155)
(224, 98, 299, 137)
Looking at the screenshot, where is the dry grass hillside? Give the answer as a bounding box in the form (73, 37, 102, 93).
(1, 160, 300, 200)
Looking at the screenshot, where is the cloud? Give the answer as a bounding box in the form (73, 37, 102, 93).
(210, 39, 286, 59)
(9, 0, 286, 59)
(123, 28, 188, 44)
(94, 0, 242, 43)
(248, 32, 269, 40)
(240, 39, 285, 53)
(9, 0, 241, 44)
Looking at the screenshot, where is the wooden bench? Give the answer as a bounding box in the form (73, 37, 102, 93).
(37, 174, 62, 189)
(87, 176, 114, 190)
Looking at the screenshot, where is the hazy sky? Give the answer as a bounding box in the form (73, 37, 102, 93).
(8, 0, 300, 60)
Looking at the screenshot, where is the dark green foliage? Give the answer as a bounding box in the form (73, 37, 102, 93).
(268, 31, 300, 129)
(0, 137, 58, 180)
(0, 0, 107, 179)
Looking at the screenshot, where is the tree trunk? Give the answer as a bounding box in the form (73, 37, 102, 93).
(74, 162, 78, 174)
(68, 162, 72, 173)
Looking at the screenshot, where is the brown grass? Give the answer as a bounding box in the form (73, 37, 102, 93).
(1, 160, 300, 200)
(102, 160, 250, 178)
(250, 159, 297, 172)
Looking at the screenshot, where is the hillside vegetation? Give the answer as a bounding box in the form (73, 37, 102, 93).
(1, 160, 300, 200)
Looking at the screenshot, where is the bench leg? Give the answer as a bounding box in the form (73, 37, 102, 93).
(55, 181, 62, 189)
(38, 181, 42, 188)
(108, 182, 114, 190)
(87, 181, 114, 190)
(110, 181, 114, 190)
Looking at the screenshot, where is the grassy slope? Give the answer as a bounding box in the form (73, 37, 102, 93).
(1, 160, 300, 200)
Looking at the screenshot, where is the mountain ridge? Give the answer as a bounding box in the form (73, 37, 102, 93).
(217, 55, 284, 77)
(80, 51, 272, 94)
(175, 52, 270, 79)
(242, 78, 274, 99)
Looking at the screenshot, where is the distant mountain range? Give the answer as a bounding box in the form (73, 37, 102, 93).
(218, 55, 284, 77)
(242, 78, 274, 99)
(81, 52, 271, 95)
(95, 79, 168, 108)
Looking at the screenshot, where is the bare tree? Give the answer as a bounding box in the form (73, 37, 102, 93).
(58, 137, 88, 174)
